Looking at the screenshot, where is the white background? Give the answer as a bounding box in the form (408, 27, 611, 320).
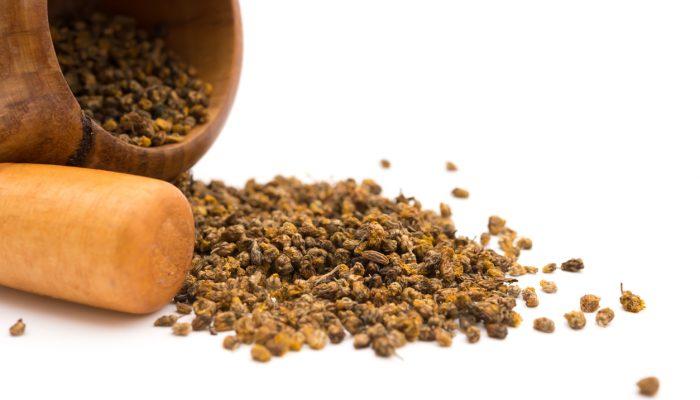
(1, 1, 699, 398)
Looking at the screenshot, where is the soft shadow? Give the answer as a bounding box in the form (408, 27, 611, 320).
(0, 285, 155, 328)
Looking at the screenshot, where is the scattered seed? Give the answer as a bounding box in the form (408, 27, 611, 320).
(353, 333, 371, 349)
(595, 308, 615, 327)
(191, 315, 211, 331)
(580, 294, 601, 313)
(213, 311, 236, 332)
(451, 187, 469, 199)
(516, 237, 532, 250)
(266, 332, 293, 356)
(371, 336, 395, 357)
(542, 263, 557, 273)
(507, 311, 523, 328)
(564, 311, 586, 330)
(507, 285, 522, 298)
(480, 232, 491, 246)
(172, 322, 192, 336)
(522, 287, 539, 308)
(620, 284, 645, 313)
(465, 326, 481, 343)
(539, 280, 557, 294)
(561, 258, 584, 272)
(524, 266, 538, 274)
(488, 216, 506, 235)
(327, 324, 346, 344)
(533, 317, 555, 333)
(302, 326, 328, 350)
(154, 315, 180, 327)
(387, 330, 407, 349)
(509, 264, 527, 276)
(223, 335, 242, 351)
(251, 344, 272, 362)
(9, 319, 25, 337)
(637, 377, 659, 397)
(485, 323, 508, 339)
(439, 203, 452, 218)
(175, 303, 192, 315)
(435, 328, 453, 347)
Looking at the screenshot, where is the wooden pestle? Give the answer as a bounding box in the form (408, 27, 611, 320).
(0, 163, 194, 314)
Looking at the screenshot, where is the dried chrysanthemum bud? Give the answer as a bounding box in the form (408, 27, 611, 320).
(193, 298, 217, 318)
(508, 263, 527, 276)
(301, 326, 328, 350)
(191, 315, 212, 331)
(564, 311, 586, 330)
(533, 317, 555, 333)
(154, 315, 180, 327)
(507, 285, 522, 298)
(516, 237, 532, 250)
(451, 187, 469, 199)
(361, 250, 389, 265)
(265, 332, 293, 357)
(465, 325, 481, 343)
(327, 324, 346, 344)
(222, 335, 241, 351)
(439, 203, 452, 218)
(175, 303, 192, 315)
(499, 235, 520, 259)
(522, 287, 539, 308)
(480, 232, 491, 246)
(380, 159, 391, 169)
(488, 216, 507, 235)
(485, 323, 508, 339)
(353, 333, 371, 349)
(595, 308, 615, 327)
(435, 328, 452, 347)
(580, 294, 601, 313)
(172, 322, 192, 336)
(9, 319, 25, 337)
(539, 280, 557, 294)
(288, 332, 305, 352)
(506, 311, 522, 328)
(371, 336, 395, 357)
(446, 161, 458, 172)
(387, 330, 407, 349)
(524, 266, 538, 274)
(251, 344, 272, 362)
(561, 258, 584, 272)
(213, 312, 236, 332)
(620, 284, 645, 313)
(637, 377, 659, 397)
(542, 263, 557, 273)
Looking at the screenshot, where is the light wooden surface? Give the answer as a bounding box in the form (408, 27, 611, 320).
(0, 163, 194, 314)
(0, 0, 243, 181)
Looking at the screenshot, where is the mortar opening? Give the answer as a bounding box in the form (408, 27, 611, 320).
(47, 6, 213, 149)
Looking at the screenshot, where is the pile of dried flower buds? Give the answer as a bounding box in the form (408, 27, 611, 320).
(152, 170, 645, 364)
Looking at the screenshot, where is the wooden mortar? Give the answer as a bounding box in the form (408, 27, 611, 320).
(0, 0, 243, 181)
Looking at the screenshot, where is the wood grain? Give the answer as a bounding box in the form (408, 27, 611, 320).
(0, 0, 243, 181)
(0, 163, 194, 314)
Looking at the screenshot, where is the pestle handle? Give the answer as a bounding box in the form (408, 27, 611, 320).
(0, 163, 194, 314)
